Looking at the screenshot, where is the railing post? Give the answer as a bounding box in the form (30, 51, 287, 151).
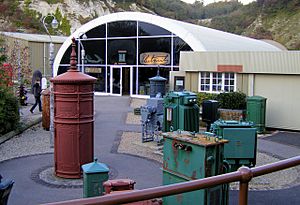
(238, 166, 253, 205)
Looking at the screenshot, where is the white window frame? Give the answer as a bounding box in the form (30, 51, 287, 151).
(198, 72, 237, 93)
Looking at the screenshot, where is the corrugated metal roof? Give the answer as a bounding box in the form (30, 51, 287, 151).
(180, 51, 300, 74)
(0, 31, 67, 43)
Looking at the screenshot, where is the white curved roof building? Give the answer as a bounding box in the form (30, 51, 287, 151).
(54, 12, 280, 76)
(53, 12, 300, 131)
(53, 11, 281, 98)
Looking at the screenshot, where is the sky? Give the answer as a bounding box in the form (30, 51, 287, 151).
(181, 0, 256, 5)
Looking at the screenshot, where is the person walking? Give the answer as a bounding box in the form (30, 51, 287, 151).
(30, 79, 42, 113)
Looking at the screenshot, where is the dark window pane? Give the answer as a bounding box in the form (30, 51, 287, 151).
(78, 40, 106, 65)
(139, 22, 171, 36)
(138, 67, 170, 95)
(108, 21, 137, 37)
(173, 66, 179, 71)
(173, 37, 192, 66)
(85, 24, 106, 38)
(57, 65, 69, 76)
(60, 45, 73, 64)
(132, 67, 137, 95)
(85, 66, 106, 92)
(107, 39, 136, 64)
(139, 38, 171, 65)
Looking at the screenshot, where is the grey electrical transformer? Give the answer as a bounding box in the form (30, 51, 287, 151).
(141, 97, 164, 143)
(141, 68, 166, 143)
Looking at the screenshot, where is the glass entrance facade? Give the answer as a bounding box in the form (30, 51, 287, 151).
(58, 21, 192, 96)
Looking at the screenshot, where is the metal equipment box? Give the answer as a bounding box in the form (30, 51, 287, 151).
(82, 159, 109, 198)
(162, 131, 228, 205)
(246, 96, 267, 133)
(210, 120, 257, 171)
(141, 97, 164, 143)
(202, 100, 219, 123)
(163, 91, 199, 133)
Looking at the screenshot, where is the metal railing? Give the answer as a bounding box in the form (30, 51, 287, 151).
(43, 155, 300, 205)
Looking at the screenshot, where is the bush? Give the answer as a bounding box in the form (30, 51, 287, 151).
(0, 36, 19, 135)
(217, 91, 246, 110)
(196, 92, 218, 107)
(0, 88, 20, 135)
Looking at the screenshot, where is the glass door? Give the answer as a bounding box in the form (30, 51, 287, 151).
(110, 66, 122, 96)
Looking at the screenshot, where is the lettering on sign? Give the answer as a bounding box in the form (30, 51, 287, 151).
(140, 52, 170, 65)
(85, 67, 102, 73)
(176, 80, 184, 86)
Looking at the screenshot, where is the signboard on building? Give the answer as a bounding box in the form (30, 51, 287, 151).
(140, 52, 170, 65)
(85, 67, 102, 73)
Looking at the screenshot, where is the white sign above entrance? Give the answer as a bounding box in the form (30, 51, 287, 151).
(85, 67, 102, 73)
(140, 52, 170, 65)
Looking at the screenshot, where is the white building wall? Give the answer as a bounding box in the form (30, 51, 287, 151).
(254, 74, 300, 131)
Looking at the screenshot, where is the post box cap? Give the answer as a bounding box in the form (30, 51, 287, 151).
(82, 158, 109, 174)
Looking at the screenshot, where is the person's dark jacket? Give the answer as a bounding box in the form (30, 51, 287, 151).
(32, 83, 41, 97)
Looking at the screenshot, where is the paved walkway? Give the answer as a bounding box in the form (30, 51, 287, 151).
(0, 95, 161, 205)
(0, 95, 299, 205)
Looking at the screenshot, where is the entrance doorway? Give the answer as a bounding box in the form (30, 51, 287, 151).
(110, 66, 131, 96)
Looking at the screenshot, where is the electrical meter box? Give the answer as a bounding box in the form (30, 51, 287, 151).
(163, 91, 199, 133)
(162, 131, 229, 205)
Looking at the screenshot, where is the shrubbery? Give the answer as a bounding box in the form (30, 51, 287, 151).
(196, 92, 218, 107)
(197, 91, 247, 110)
(0, 86, 20, 135)
(0, 38, 20, 135)
(217, 91, 246, 110)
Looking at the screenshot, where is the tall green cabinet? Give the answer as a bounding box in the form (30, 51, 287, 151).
(246, 96, 267, 133)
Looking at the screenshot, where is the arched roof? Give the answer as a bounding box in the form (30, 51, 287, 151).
(54, 12, 281, 75)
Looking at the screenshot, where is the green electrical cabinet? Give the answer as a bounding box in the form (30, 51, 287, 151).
(210, 120, 257, 171)
(162, 132, 228, 205)
(246, 96, 267, 133)
(163, 91, 199, 133)
(82, 159, 109, 198)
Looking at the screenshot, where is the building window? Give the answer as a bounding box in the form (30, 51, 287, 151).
(200, 72, 210, 91)
(108, 21, 137, 37)
(224, 73, 235, 92)
(212, 72, 222, 92)
(138, 22, 171, 36)
(199, 72, 236, 93)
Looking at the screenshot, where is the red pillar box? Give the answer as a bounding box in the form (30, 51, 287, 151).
(51, 38, 96, 178)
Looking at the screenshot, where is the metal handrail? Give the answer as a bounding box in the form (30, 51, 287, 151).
(42, 155, 300, 205)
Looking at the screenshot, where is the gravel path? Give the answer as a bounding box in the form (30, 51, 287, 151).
(118, 130, 300, 191)
(121, 99, 300, 191)
(0, 123, 53, 162)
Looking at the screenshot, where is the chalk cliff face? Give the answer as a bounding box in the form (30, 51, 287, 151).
(20, 0, 150, 33)
(24, 0, 112, 32)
